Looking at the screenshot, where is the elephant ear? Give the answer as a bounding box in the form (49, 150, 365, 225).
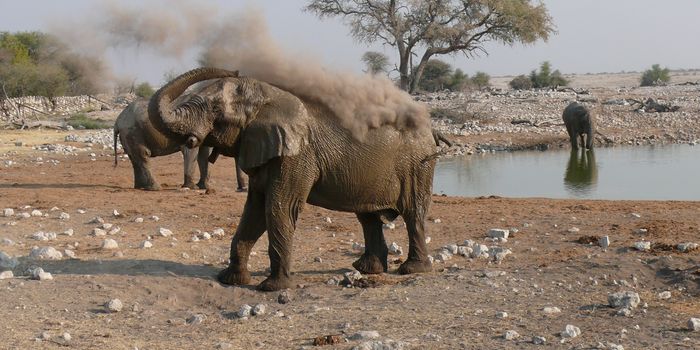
(237, 94, 310, 170)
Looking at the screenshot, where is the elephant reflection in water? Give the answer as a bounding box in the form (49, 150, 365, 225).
(564, 149, 598, 195)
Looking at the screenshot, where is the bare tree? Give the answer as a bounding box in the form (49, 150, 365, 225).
(306, 0, 555, 93)
(361, 51, 390, 75)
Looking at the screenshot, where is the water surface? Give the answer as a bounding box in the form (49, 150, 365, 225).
(433, 145, 700, 200)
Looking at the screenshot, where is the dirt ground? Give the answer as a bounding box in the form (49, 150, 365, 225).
(0, 132, 698, 349)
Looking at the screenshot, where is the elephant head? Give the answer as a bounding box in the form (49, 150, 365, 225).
(148, 67, 311, 170)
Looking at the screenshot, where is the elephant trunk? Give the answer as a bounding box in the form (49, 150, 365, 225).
(148, 67, 239, 136)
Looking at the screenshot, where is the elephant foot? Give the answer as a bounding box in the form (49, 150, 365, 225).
(352, 254, 387, 274)
(257, 275, 293, 292)
(136, 183, 161, 191)
(236, 186, 248, 193)
(217, 267, 251, 286)
(182, 182, 197, 189)
(398, 258, 432, 275)
(196, 181, 209, 190)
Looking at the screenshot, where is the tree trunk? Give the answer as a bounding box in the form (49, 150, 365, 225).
(397, 47, 411, 91)
(409, 52, 433, 94)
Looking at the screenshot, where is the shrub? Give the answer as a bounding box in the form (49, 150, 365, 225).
(528, 61, 568, 88)
(509, 75, 532, 90)
(134, 82, 155, 98)
(471, 71, 490, 89)
(66, 113, 111, 129)
(640, 64, 670, 86)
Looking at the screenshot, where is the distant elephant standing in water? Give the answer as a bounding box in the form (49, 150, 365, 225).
(564, 149, 597, 195)
(562, 102, 594, 150)
(113, 98, 247, 191)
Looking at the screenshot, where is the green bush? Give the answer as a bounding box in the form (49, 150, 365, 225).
(509, 75, 532, 90)
(528, 61, 568, 88)
(471, 71, 490, 89)
(66, 113, 111, 130)
(640, 64, 670, 86)
(134, 82, 155, 98)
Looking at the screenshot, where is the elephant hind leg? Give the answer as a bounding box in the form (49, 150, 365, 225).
(352, 212, 389, 274)
(397, 182, 432, 275)
(131, 148, 160, 191)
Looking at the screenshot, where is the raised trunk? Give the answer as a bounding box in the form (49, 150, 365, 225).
(148, 67, 238, 136)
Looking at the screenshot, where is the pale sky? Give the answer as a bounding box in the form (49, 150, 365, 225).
(1, 0, 699, 85)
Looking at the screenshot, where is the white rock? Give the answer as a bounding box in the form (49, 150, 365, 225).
(105, 299, 123, 312)
(689, 318, 700, 331)
(238, 304, 252, 318)
(101, 223, 113, 230)
(543, 306, 561, 314)
(433, 218, 442, 224)
(64, 249, 77, 259)
(490, 247, 512, 263)
(134, 217, 144, 223)
(599, 236, 610, 249)
(608, 291, 641, 309)
(101, 239, 119, 250)
(186, 314, 206, 325)
(77, 209, 86, 214)
(504, 330, 519, 340)
(388, 242, 403, 255)
(471, 244, 489, 259)
(634, 228, 648, 234)
(425, 236, 432, 244)
(150, 215, 160, 221)
(252, 304, 266, 316)
(18, 212, 31, 218)
(560, 324, 581, 338)
(677, 242, 698, 253)
(457, 246, 472, 257)
(30, 210, 43, 217)
(348, 331, 381, 341)
(201, 232, 211, 240)
(633, 241, 651, 251)
(62, 332, 71, 341)
(112, 209, 120, 217)
(88, 216, 104, 224)
(487, 228, 509, 239)
(108, 226, 121, 235)
(444, 244, 459, 255)
(212, 228, 225, 238)
(91, 228, 107, 236)
(324, 217, 332, 223)
(567, 227, 580, 233)
(496, 311, 508, 319)
(32, 231, 57, 241)
(29, 267, 53, 280)
(59, 212, 70, 220)
(532, 336, 546, 345)
(383, 222, 396, 230)
(158, 227, 173, 237)
(462, 239, 475, 248)
(658, 291, 672, 300)
(435, 250, 452, 262)
(140, 240, 153, 249)
(0, 270, 14, 279)
(29, 246, 63, 260)
(630, 213, 641, 218)
(2, 208, 14, 217)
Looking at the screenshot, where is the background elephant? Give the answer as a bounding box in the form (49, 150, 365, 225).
(148, 68, 441, 291)
(562, 101, 594, 150)
(114, 98, 247, 191)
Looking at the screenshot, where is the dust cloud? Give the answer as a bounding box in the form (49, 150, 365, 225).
(54, 1, 430, 137)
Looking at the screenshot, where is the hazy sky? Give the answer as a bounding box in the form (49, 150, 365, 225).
(1, 0, 699, 85)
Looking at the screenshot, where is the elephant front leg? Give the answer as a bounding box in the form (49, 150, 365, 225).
(257, 198, 305, 291)
(196, 146, 212, 189)
(352, 213, 388, 274)
(181, 147, 198, 189)
(398, 212, 432, 275)
(217, 191, 266, 286)
(133, 157, 161, 191)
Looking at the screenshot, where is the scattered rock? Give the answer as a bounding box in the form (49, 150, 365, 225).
(487, 228, 509, 239)
(1, 238, 14, 246)
(252, 304, 266, 316)
(112, 209, 121, 217)
(140, 240, 153, 249)
(657, 291, 672, 300)
(630, 213, 641, 218)
(599, 236, 610, 249)
(532, 336, 546, 345)
(489, 247, 512, 263)
(352, 340, 408, 350)
(567, 227, 580, 233)
(2, 208, 14, 217)
(61, 229, 74, 236)
(29, 246, 63, 260)
(59, 212, 70, 220)
(278, 291, 291, 304)
(88, 216, 104, 224)
(348, 331, 381, 341)
(62, 332, 71, 342)
(444, 244, 459, 255)
(608, 291, 641, 309)
(134, 217, 144, 223)
(543, 306, 561, 314)
(496, 311, 508, 319)
(0, 270, 14, 279)
(31, 231, 57, 241)
(237, 304, 252, 318)
(64, 249, 77, 259)
(457, 245, 472, 257)
(18, 212, 31, 219)
(29, 267, 53, 280)
(504, 330, 519, 340)
(324, 217, 332, 223)
(382, 222, 396, 230)
(633, 241, 651, 251)
(677, 242, 698, 253)
(158, 227, 173, 237)
(150, 215, 160, 221)
(689, 318, 700, 332)
(186, 314, 206, 325)
(101, 239, 119, 250)
(91, 228, 107, 236)
(1, 251, 19, 269)
(105, 299, 123, 313)
(343, 271, 363, 286)
(471, 244, 489, 259)
(560, 324, 581, 339)
(30, 209, 43, 217)
(212, 228, 225, 238)
(388, 242, 403, 255)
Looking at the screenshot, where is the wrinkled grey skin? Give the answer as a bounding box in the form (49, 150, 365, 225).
(148, 68, 439, 291)
(114, 98, 247, 191)
(562, 102, 594, 150)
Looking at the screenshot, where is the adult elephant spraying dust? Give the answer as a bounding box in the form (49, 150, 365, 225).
(148, 68, 441, 291)
(114, 98, 247, 191)
(562, 102, 595, 150)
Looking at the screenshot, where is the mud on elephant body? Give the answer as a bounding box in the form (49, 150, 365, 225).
(149, 68, 440, 291)
(562, 101, 595, 150)
(114, 99, 246, 191)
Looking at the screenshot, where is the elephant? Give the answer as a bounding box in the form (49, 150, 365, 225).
(562, 102, 594, 150)
(113, 98, 247, 191)
(563, 148, 597, 196)
(148, 67, 443, 291)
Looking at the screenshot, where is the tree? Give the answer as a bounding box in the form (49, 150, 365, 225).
(509, 74, 532, 90)
(449, 68, 468, 91)
(416, 59, 453, 92)
(306, 0, 555, 93)
(361, 51, 390, 75)
(529, 61, 567, 88)
(640, 64, 670, 86)
(471, 71, 490, 89)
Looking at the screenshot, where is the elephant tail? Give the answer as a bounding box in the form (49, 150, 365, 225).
(113, 128, 119, 168)
(422, 130, 455, 163)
